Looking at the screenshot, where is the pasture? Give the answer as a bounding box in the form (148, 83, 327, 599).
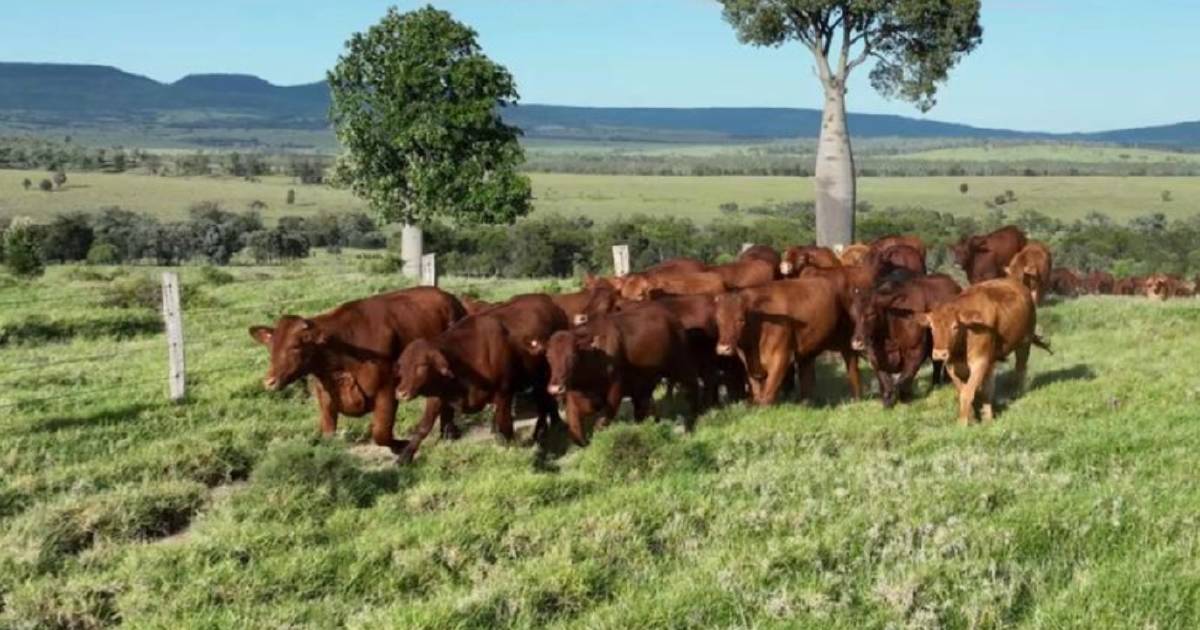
(3, 168, 1199, 225)
(1, 254, 1198, 627)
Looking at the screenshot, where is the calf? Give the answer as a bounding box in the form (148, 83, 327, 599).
(393, 294, 567, 461)
(849, 273, 961, 407)
(952, 226, 1028, 283)
(779, 245, 840, 277)
(545, 304, 699, 446)
(249, 287, 465, 453)
(1048, 268, 1082, 298)
(1006, 241, 1053, 304)
(714, 279, 845, 405)
(920, 278, 1050, 425)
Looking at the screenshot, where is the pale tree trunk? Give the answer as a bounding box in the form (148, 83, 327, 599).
(400, 223, 423, 279)
(814, 83, 855, 248)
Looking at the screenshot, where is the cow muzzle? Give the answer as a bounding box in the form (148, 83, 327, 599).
(395, 388, 413, 401)
(715, 343, 735, 356)
(547, 384, 564, 396)
(851, 339, 866, 352)
(263, 376, 281, 391)
(931, 349, 949, 362)
(779, 262, 793, 276)
(572, 314, 588, 326)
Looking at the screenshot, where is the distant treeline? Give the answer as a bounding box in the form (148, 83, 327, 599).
(4, 203, 1198, 280)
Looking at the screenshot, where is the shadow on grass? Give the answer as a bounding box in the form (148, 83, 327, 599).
(30, 403, 153, 434)
(1029, 364, 1097, 391)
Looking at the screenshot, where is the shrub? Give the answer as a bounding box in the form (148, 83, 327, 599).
(38, 179, 52, 192)
(86, 241, 120, 265)
(198, 265, 235, 286)
(286, 189, 296, 205)
(21, 178, 31, 191)
(40, 212, 94, 262)
(3, 217, 44, 277)
(959, 182, 969, 194)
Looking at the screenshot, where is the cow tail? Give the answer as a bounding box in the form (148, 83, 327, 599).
(1031, 334, 1053, 355)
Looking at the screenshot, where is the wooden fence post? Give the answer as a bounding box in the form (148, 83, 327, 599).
(612, 245, 630, 277)
(420, 253, 438, 287)
(161, 271, 186, 401)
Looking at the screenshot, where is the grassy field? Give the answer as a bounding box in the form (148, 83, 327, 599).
(892, 143, 1200, 165)
(1, 254, 1199, 627)
(3, 168, 1199, 224)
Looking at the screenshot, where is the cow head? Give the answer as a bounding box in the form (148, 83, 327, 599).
(848, 288, 877, 353)
(394, 339, 452, 402)
(584, 273, 622, 293)
(545, 330, 588, 396)
(248, 316, 329, 391)
(618, 274, 653, 302)
(840, 244, 871, 267)
(1145, 275, 1171, 301)
(951, 236, 981, 268)
(713, 292, 748, 356)
(575, 286, 619, 326)
(920, 304, 991, 362)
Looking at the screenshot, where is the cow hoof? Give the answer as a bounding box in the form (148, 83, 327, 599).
(395, 448, 417, 466)
(440, 424, 463, 441)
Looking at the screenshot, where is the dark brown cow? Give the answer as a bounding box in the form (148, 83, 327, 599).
(849, 272, 961, 407)
(393, 294, 567, 461)
(869, 234, 928, 262)
(952, 226, 1028, 284)
(544, 304, 699, 446)
(1113, 276, 1143, 296)
(869, 244, 927, 278)
(779, 246, 840, 278)
(739, 244, 782, 273)
(249, 287, 465, 453)
(460, 295, 495, 316)
(549, 289, 597, 324)
(920, 278, 1050, 425)
(1049, 268, 1082, 297)
(1005, 241, 1053, 304)
(714, 278, 846, 405)
(1084, 270, 1116, 295)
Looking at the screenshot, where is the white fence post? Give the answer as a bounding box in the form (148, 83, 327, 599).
(741, 242, 754, 254)
(612, 244, 630, 277)
(161, 271, 186, 401)
(420, 253, 438, 287)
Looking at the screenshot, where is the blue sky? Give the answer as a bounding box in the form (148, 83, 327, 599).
(1, 1, 1196, 133)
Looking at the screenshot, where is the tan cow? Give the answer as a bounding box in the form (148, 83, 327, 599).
(1005, 241, 1053, 304)
(920, 278, 1051, 425)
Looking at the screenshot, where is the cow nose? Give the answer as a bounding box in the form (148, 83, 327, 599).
(779, 262, 792, 276)
(395, 388, 411, 401)
(851, 339, 865, 352)
(716, 343, 734, 356)
(573, 314, 588, 326)
(931, 349, 949, 361)
(547, 384, 563, 395)
(263, 376, 279, 390)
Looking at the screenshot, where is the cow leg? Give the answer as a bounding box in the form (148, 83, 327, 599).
(564, 392, 589, 447)
(842, 350, 863, 400)
(631, 381, 657, 422)
(438, 403, 461, 440)
(397, 397, 442, 464)
(979, 367, 998, 423)
(369, 389, 402, 454)
(312, 380, 338, 436)
(1013, 342, 1032, 394)
(532, 387, 563, 444)
(794, 355, 817, 404)
(492, 391, 516, 444)
(956, 359, 991, 426)
(876, 368, 898, 408)
(756, 351, 793, 405)
(895, 353, 924, 404)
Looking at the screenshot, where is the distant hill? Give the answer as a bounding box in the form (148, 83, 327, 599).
(0, 62, 1197, 147)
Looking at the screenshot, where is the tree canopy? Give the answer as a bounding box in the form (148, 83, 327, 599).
(327, 6, 531, 227)
(719, 0, 982, 111)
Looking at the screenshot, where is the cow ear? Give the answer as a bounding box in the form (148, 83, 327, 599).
(917, 313, 932, 328)
(957, 309, 989, 328)
(433, 352, 453, 378)
(249, 326, 273, 345)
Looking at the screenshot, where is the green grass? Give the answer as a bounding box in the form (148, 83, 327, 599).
(1, 254, 1198, 627)
(893, 143, 1200, 165)
(4, 169, 1199, 225)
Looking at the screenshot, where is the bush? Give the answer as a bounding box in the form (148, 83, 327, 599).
(959, 182, 969, 194)
(198, 266, 235, 286)
(38, 179, 52, 192)
(85, 241, 120, 265)
(40, 212, 94, 262)
(3, 217, 44, 277)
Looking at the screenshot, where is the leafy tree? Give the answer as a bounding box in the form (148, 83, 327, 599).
(717, 0, 982, 246)
(3, 217, 45, 277)
(328, 6, 531, 277)
(41, 212, 95, 262)
(959, 182, 969, 194)
(86, 242, 120, 265)
(286, 189, 296, 205)
(52, 170, 67, 189)
(39, 179, 53, 192)
(22, 178, 31, 191)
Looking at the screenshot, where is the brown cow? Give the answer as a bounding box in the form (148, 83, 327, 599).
(920, 278, 1050, 425)
(1084, 271, 1116, 295)
(849, 272, 961, 407)
(249, 287, 465, 453)
(1048, 268, 1082, 298)
(952, 226, 1028, 284)
(544, 304, 699, 446)
(714, 278, 846, 405)
(839, 244, 871, 267)
(870, 235, 928, 262)
(709, 256, 777, 290)
(549, 289, 598, 324)
(1113, 276, 1143, 296)
(1145, 273, 1187, 301)
(459, 295, 495, 316)
(618, 269, 727, 301)
(1006, 241, 1053, 304)
(869, 244, 927, 278)
(779, 246, 840, 278)
(393, 294, 567, 461)
(739, 244, 782, 271)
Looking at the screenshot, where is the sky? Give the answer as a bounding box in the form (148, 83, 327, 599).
(1, 0, 1197, 133)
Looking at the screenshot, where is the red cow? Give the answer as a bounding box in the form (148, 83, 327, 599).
(869, 244, 927, 278)
(393, 294, 567, 461)
(618, 269, 727, 301)
(1005, 241, 1053, 304)
(952, 226, 1028, 283)
(1084, 271, 1116, 295)
(249, 287, 465, 453)
(869, 234, 928, 263)
(849, 272, 961, 407)
(839, 244, 871, 267)
(739, 244, 782, 274)
(1113, 276, 1143, 296)
(1049, 268, 1082, 298)
(779, 246, 840, 278)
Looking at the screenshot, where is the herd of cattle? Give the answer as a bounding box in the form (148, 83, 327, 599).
(248, 224, 1169, 463)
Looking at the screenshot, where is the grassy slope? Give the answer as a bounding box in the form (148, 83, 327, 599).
(1, 256, 1199, 627)
(892, 144, 1200, 164)
(2, 169, 1198, 224)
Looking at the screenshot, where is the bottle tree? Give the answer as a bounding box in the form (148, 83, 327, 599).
(328, 6, 531, 277)
(718, 0, 982, 247)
